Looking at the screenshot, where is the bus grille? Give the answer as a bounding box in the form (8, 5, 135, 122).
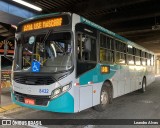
(14, 75, 55, 85)
(14, 92, 50, 106)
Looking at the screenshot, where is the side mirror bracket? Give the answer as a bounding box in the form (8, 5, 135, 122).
(4, 43, 14, 61)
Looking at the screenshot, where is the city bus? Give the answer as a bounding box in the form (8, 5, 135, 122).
(8, 12, 155, 113)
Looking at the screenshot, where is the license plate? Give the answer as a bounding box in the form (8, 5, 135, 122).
(24, 98, 35, 105)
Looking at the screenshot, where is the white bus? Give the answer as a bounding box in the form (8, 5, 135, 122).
(8, 12, 155, 113)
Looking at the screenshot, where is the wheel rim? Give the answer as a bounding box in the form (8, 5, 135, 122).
(101, 90, 108, 105)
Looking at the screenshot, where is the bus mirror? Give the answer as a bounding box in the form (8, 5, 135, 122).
(4, 43, 8, 56)
(84, 38, 91, 52)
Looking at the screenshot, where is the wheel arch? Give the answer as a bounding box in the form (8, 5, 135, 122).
(143, 76, 147, 85)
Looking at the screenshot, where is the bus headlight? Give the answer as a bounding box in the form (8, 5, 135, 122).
(51, 88, 61, 99)
(51, 83, 71, 99)
(62, 84, 70, 92)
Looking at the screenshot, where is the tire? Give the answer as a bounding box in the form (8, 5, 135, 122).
(141, 77, 146, 93)
(94, 83, 112, 112)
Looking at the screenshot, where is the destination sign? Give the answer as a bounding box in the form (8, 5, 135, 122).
(22, 17, 63, 32)
(101, 65, 110, 74)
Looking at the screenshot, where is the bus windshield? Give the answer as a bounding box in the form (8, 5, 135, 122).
(15, 31, 72, 73)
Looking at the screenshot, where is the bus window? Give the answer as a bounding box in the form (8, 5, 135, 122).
(147, 54, 151, 66)
(100, 48, 114, 62)
(135, 57, 141, 65)
(141, 58, 146, 65)
(100, 34, 106, 48)
(116, 52, 126, 64)
(77, 33, 97, 76)
(127, 45, 134, 65)
(145, 53, 151, 66)
(115, 40, 126, 64)
(147, 59, 151, 66)
(151, 55, 154, 66)
(77, 34, 96, 62)
(127, 45, 134, 54)
(99, 34, 114, 63)
(135, 49, 141, 65)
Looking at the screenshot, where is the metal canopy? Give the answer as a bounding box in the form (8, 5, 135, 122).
(0, 22, 15, 39)
(3, 0, 160, 55)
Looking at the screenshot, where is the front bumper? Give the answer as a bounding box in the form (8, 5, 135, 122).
(11, 91, 74, 113)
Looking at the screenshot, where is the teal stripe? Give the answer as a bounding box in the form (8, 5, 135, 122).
(79, 64, 119, 85)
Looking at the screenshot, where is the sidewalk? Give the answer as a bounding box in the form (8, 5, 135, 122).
(0, 87, 20, 113)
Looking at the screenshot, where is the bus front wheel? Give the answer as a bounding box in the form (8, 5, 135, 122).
(94, 83, 112, 112)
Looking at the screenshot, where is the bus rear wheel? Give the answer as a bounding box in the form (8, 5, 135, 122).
(141, 77, 146, 93)
(94, 83, 112, 112)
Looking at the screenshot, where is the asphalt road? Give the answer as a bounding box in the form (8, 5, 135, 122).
(1, 76, 160, 128)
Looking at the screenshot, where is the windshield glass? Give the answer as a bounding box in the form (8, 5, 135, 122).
(15, 31, 72, 72)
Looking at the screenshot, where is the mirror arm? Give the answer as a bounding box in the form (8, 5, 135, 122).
(4, 55, 14, 61)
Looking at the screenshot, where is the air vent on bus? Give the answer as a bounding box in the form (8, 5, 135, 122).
(14, 76, 55, 85)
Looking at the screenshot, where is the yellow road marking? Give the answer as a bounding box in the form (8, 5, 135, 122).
(0, 108, 6, 113)
(0, 104, 20, 113)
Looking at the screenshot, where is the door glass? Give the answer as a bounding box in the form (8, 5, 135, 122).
(2, 56, 12, 70)
(1, 56, 13, 89)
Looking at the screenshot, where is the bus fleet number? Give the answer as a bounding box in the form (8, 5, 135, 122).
(39, 89, 49, 94)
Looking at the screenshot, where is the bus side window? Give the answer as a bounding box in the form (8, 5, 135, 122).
(99, 34, 114, 63)
(76, 33, 97, 76)
(82, 37, 91, 60)
(77, 33, 96, 61)
(77, 34, 81, 60)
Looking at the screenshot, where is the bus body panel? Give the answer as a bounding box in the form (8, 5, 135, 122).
(78, 64, 116, 110)
(79, 85, 92, 111)
(78, 63, 155, 111)
(92, 83, 102, 106)
(73, 84, 80, 112)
